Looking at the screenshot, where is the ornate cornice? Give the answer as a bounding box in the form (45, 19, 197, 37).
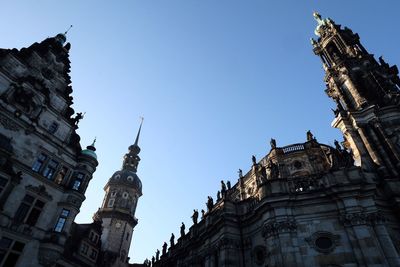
(340, 211, 385, 226)
(262, 219, 297, 238)
(25, 184, 53, 200)
(0, 113, 20, 131)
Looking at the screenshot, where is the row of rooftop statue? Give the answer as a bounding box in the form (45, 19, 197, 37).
(144, 131, 355, 266)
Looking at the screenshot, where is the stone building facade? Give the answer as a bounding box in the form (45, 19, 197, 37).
(0, 33, 143, 267)
(150, 14, 400, 267)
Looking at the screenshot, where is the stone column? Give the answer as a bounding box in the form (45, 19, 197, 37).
(341, 212, 390, 266)
(262, 218, 298, 266)
(373, 222, 400, 267)
(218, 238, 240, 267)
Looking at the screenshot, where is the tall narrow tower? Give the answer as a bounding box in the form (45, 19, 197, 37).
(94, 121, 143, 267)
(311, 12, 400, 177)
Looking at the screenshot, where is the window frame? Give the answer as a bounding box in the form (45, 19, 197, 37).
(14, 194, 45, 226)
(54, 208, 70, 233)
(42, 159, 59, 180)
(107, 198, 115, 208)
(48, 121, 59, 134)
(0, 237, 25, 267)
(72, 172, 85, 191)
(31, 153, 48, 173)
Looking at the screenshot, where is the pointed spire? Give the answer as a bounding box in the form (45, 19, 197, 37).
(82, 137, 97, 159)
(123, 117, 144, 172)
(134, 117, 144, 147)
(87, 137, 96, 151)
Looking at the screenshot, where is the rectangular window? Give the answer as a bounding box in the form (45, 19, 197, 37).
(80, 243, 89, 255)
(89, 232, 98, 244)
(42, 159, 59, 180)
(72, 173, 85, 190)
(54, 209, 70, 233)
(90, 249, 97, 260)
(0, 237, 25, 267)
(14, 195, 45, 226)
(48, 122, 59, 134)
(32, 153, 47, 172)
(0, 177, 8, 195)
(107, 199, 115, 208)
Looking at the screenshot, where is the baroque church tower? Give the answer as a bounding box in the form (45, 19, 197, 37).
(94, 121, 143, 267)
(311, 12, 400, 177)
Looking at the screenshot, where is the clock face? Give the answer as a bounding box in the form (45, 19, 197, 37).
(115, 222, 121, 228)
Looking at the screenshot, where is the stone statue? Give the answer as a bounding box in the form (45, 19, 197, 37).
(252, 155, 257, 165)
(73, 112, 84, 126)
(379, 56, 390, 69)
(156, 249, 160, 261)
(306, 130, 315, 141)
(267, 159, 279, 179)
(191, 209, 199, 224)
(238, 169, 243, 178)
(334, 139, 342, 151)
(207, 196, 214, 212)
(201, 209, 205, 219)
(270, 138, 277, 148)
(170, 233, 175, 247)
(162, 242, 167, 255)
(217, 191, 221, 201)
(221, 180, 226, 196)
(152, 256, 155, 266)
(227, 180, 231, 190)
(180, 222, 185, 237)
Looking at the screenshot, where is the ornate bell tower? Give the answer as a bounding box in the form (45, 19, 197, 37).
(94, 121, 143, 267)
(311, 12, 400, 177)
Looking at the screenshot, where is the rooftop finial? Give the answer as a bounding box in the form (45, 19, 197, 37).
(65, 25, 73, 35)
(91, 137, 97, 147)
(313, 11, 330, 36)
(134, 117, 144, 147)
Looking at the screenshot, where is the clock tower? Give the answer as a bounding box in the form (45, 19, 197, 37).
(94, 121, 143, 267)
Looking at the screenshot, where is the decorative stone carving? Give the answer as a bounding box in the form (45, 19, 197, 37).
(262, 219, 297, 238)
(340, 211, 385, 226)
(305, 231, 340, 254)
(217, 237, 240, 249)
(288, 175, 323, 193)
(66, 195, 81, 206)
(0, 114, 20, 131)
(25, 184, 53, 200)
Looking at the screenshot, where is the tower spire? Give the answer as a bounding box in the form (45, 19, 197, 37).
(123, 117, 144, 172)
(312, 13, 400, 175)
(134, 117, 144, 147)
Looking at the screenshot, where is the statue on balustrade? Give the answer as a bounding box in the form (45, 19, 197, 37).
(180, 222, 185, 237)
(191, 209, 199, 224)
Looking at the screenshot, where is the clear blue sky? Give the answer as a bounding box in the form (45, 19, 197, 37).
(2, 1, 399, 263)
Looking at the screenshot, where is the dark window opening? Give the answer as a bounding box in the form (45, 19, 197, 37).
(0, 237, 25, 267)
(90, 249, 97, 260)
(14, 195, 44, 226)
(48, 122, 59, 134)
(315, 236, 334, 250)
(81, 243, 89, 255)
